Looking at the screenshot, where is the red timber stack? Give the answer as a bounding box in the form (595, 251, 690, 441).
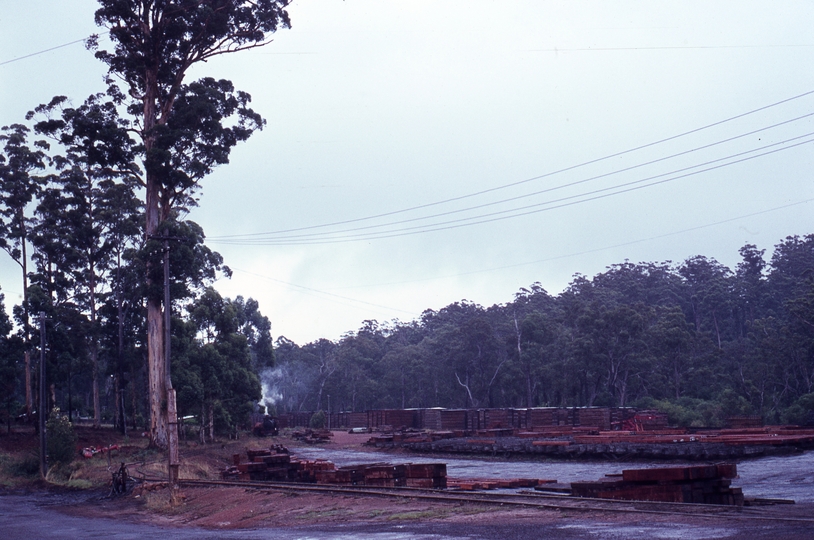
(405, 463, 447, 488)
(226, 446, 318, 482)
(571, 464, 743, 505)
(576, 408, 612, 430)
(315, 462, 447, 488)
(368, 409, 417, 431)
(439, 409, 468, 430)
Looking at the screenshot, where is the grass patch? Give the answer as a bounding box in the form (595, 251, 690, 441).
(0, 453, 36, 487)
(180, 460, 216, 480)
(387, 509, 447, 521)
(141, 489, 184, 514)
(368, 509, 388, 518)
(296, 509, 346, 520)
(65, 478, 94, 489)
(4, 452, 40, 482)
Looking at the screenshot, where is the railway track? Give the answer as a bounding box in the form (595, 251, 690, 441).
(176, 478, 814, 524)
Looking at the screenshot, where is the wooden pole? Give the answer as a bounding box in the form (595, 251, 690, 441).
(38, 312, 46, 479)
(163, 239, 180, 504)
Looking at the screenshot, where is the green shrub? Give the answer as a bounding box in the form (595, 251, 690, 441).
(46, 408, 77, 467)
(632, 397, 725, 428)
(11, 452, 40, 477)
(309, 410, 326, 429)
(782, 393, 814, 425)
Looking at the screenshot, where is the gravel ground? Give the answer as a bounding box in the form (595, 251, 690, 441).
(5, 489, 814, 539)
(5, 430, 813, 539)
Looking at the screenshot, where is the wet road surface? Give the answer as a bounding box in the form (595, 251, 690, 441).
(4, 449, 814, 538)
(3, 492, 814, 539)
(292, 446, 814, 502)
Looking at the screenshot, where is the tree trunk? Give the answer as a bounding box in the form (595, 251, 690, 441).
(208, 402, 214, 442)
(147, 298, 167, 447)
(143, 66, 169, 449)
(21, 232, 32, 420)
(712, 310, 722, 350)
(114, 375, 121, 431)
(199, 403, 207, 444)
(90, 267, 101, 429)
(24, 351, 31, 420)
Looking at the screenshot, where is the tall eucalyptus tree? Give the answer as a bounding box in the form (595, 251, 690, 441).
(90, 0, 291, 447)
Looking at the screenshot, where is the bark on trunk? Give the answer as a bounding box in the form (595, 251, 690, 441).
(147, 298, 167, 448)
(208, 402, 214, 442)
(22, 234, 32, 420)
(143, 64, 169, 449)
(90, 268, 100, 429)
(24, 351, 31, 419)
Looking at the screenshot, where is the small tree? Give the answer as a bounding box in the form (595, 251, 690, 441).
(46, 408, 77, 468)
(309, 410, 326, 429)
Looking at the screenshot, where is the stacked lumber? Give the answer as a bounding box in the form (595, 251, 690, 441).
(291, 428, 333, 444)
(315, 462, 447, 488)
(405, 463, 447, 488)
(420, 408, 443, 430)
(359, 464, 407, 487)
(439, 409, 468, 430)
(222, 445, 336, 482)
(484, 409, 509, 428)
(368, 409, 417, 430)
(577, 408, 612, 430)
(448, 477, 554, 491)
(314, 465, 365, 485)
(557, 408, 577, 426)
(571, 464, 743, 505)
(634, 411, 670, 430)
(527, 407, 557, 428)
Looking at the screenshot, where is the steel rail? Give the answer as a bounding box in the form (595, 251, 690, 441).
(175, 478, 814, 524)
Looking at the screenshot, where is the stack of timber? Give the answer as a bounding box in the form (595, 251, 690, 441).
(396, 425, 814, 460)
(222, 445, 446, 488)
(222, 445, 325, 482)
(405, 463, 448, 488)
(315, 463, 447, 488)
(277, 406, 639, 430)
(291, 428, 333, 444)
(448, 477, 555, 491)
(570, 464, 744, 505)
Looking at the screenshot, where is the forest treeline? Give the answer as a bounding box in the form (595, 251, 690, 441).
(0, 0, 293, 445)
(3, 111, 814, 434)
(272, 237, 814, 428)
(1, 0, 812, 437)
(0, 119, 275, 440)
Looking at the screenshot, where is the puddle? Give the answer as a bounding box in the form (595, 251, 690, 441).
(291, 446, 814, 502)
(558, 523, 737, 539)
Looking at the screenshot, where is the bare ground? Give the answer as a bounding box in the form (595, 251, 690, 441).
(5, 427, 814, 537)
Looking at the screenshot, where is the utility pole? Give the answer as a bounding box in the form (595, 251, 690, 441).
(157, 236, 180, 504)
(38, 312, 47, 479)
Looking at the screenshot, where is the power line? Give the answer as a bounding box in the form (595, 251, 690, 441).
(326, 198, 814, 291)
(0, 33, 108, 67)
(228, 267, 418, 316)
(210, 133, 814, 245)
(209, 88, 814, 240)
(224, 199, 812, 319)
(215, 116, 814, 243)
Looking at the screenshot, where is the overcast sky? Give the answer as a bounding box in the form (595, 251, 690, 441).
(2, 1, 814, 344)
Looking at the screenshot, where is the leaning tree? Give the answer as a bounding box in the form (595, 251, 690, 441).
(91, 0, 291, 448)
